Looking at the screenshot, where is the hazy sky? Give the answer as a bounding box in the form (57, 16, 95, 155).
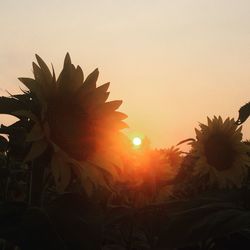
(1, 0, 250, 148)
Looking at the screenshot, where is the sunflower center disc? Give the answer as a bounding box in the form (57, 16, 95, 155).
(204, 134, 236, 171)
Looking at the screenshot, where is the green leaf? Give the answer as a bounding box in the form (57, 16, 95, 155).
(24, 140, 47, 162)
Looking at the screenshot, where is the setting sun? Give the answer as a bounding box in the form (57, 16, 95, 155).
(132, 137, 142, 146)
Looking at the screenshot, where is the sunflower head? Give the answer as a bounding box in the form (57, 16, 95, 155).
(115, 147, 182, 207)
(192, 116, 250, 188)
(18, 53, 128, 161)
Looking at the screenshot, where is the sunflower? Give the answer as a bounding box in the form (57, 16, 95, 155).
(191, 116, 250, 188)
(2, 54, 128, 193)
(20, 53, 127, 160)
(115, 147, 182, 207)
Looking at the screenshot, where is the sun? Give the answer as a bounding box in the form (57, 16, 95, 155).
(133, 137, 142, 146)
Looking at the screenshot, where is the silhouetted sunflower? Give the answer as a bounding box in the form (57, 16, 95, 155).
(15, 54, 127, 192)
(192, 116, 250, 188)
(19, 53, 127, 161)
(115, 147, 182, 207)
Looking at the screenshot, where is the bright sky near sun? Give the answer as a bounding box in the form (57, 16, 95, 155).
(1, 0, 250, 149)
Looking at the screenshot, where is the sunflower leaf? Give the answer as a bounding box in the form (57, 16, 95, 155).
(51, 153, 71, 192)
(11, 110, 38, 122)
(176, 138, 195, 146)
(151, 197, 250, 249)
(18, 77, 45, 103)
(24, 140, 47, 162)
(0, 136, 8, 152)
(26, 123, 44, 142)
(0, 97, 26, 114)
(236, 102, 250, 125)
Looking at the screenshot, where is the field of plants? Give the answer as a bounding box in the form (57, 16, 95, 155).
(0, 54, 250, 250)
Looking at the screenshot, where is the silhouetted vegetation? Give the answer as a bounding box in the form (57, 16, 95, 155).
(0, 54, 250, 249)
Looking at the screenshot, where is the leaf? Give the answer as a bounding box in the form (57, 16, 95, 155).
(11, 110, 38, 122)
(236, 102, 250, 125)
(0, 97, 26, 115)
(0, 136, 8, 152)
(76, 161, 111, 194)
(18, 77, 45, 103)
(51, 153, 71, 193)
(82, 178, 94, 197)
(88, 152, 122, 181)
(26, 123, 44, 142)
(24, 140, 47, 162)
(176, 138, 195, 146)
(150, 198, 250, 249)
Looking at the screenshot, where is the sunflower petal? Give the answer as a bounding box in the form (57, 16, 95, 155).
(95, 100, 123, 115)
(57, 54, 84, 95)
(109, 111, 128, 121)
(18, 78, 45, 103)
(77, 82, 111, 109)
(35, 54, 53, 83)
(82, 68, 99, 91)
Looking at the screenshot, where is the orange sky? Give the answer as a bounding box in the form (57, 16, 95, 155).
(1, 0, 250, 149)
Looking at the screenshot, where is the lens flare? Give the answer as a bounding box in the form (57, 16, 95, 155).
(133, 137, 142, 146)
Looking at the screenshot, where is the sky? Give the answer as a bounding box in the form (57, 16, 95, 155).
(1, 0, 250, 149)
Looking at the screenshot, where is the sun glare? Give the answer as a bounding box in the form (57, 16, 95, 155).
(133, 137, 142, 146)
